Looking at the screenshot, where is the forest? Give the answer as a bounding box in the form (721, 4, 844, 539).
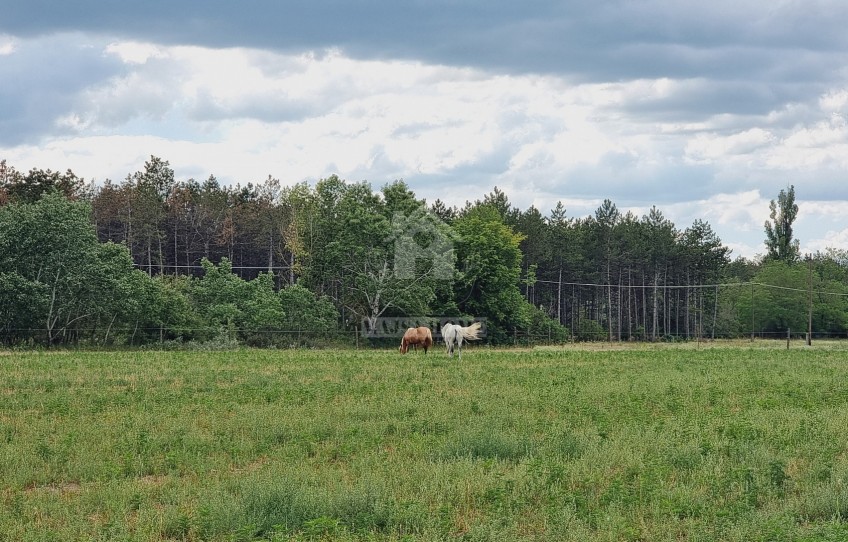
(1, 156, 846, 347)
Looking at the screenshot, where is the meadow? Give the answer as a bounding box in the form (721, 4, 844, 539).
(2, 342, 848, 541)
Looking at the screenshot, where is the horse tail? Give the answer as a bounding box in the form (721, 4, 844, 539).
(459, 322, 483, 341)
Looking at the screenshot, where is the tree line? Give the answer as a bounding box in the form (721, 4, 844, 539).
(1, 158, 846, 347)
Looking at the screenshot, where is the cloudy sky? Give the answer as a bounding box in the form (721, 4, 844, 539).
(2, 1, 848, 258)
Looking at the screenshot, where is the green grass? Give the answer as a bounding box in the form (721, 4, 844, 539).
(2, 342, 848, 540)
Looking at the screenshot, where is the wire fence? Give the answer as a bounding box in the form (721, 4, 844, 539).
(3, 326, 846, 350)
(520, 275, 848, 344)
(3, 277, 847, 348)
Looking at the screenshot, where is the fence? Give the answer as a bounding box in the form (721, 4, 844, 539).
(4, 276, 848, 348)
(524, 277, 848, 343)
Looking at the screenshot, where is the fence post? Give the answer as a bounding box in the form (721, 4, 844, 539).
(807, 256, 813, 347)
(787, 328, 790, 350)
(750, 282, 755, 342)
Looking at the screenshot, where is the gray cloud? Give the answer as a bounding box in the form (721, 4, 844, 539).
(5, 1, 847, 84)
(2, 1, 848, 257)
(0, 34, 124, 144)
(4, 1, 846, 143)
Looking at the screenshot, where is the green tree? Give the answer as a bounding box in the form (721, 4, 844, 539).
(731, 260, 847, 338)
(513, 206, 548, 305)
(279, 284, 339, 343)
(382, 179, 423, 218)
(302, 177, 446, 332)
(740, 261, 808, 334)
(680, 219, 730, 338)
(0, 272, 47, 344)
(126, 156, 176, 274)
(189, 258, 285, 346)
(92, 179, 130, 244)
(153, 275, 204, 344)
(0, 161, 87, 204)
(480, 186, 515, 223)
(590, 199, 621, 341)
(279, 181, 317, 284)
(253, 176, 285, 276)
(453, 205, 527, 343)
(546, 202, 581, 327)
(641, 206, 677, 340)
(430, 198, 457, 224)
(764, 185, 800, 262)
(0, 193, 150, 345)
(302, 175, 348, 299)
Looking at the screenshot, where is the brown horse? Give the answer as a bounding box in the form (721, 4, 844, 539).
(399, 326, 433, 354)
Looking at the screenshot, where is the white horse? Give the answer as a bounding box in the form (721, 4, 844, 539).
(442, 322, 483, 359)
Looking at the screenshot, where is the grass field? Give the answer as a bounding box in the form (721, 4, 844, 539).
(2, 342, 848, 541)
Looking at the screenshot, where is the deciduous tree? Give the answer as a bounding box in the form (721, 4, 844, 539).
(764, 185, 800, 263)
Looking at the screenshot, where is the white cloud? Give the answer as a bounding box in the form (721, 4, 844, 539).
(820, 89, 848, 114)
(725, 241, 764, 260)
(105, 41, 165, 64)
(805, 228, 848, 254)
(701, 190, 768, 228)
(0, 34, 16, 55)
(685, 128, 776, 162)
(782, 119, 848, 149)
(798, 200, 848, 219)
(3, 35, 848, 258)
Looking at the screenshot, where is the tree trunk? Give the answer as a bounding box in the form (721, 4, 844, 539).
(185, 235, 191, 276)
(557, 267, 562, 325)
(652, 270, 659, 341)
(642, 273, 647, 338)
(45, 268, 62, 346)
(158, 233, 164, 275)
(174, 225, 179, 276)
(676, 287, 680, 337)
(607, 260, 613, 342)
(685, 270, 691, 339)
(268, 231, 274, 273)
(617, 266, 622, 341)
(712, 285, 718, 340)
(104, 313, 117, 346)
(628, 268, 633, 340)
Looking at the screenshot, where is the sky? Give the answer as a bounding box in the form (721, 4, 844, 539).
(2, 1, 848, 259)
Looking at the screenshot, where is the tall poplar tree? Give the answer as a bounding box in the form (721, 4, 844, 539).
(764, 184, 800, 262)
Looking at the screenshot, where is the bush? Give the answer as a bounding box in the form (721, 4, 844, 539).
(524, 304, 571, 344)
(575, 318, 605, 342)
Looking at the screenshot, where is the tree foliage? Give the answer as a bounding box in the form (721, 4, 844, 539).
(764, 184, 800, 263)
(2, 158, 847, 347)
(453, 204, 527, 343)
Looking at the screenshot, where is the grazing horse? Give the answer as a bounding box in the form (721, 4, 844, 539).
(442, 321, 482, 359)
(399, 326, 433, 354)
